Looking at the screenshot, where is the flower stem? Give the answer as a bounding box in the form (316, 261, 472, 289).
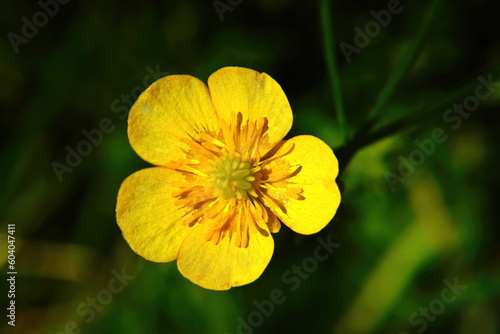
(337, 63, 500, 173)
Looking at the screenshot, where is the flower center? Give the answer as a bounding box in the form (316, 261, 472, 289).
(165, 114, 302, 247)
(210, 153, 257, 200)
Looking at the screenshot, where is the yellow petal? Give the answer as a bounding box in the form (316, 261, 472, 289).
(261, 135, 341, 235)
(177, 219, 274, 290)
(208, 66, 293, 157)
(116, 167, 192, 262)
(128, 75, 220, 166)
(266, 210, 281, 233)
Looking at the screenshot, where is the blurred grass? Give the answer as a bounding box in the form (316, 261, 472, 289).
(1, 1, 499, 334)
(365, 0, 444, 121)
(320, 0, 347, 143)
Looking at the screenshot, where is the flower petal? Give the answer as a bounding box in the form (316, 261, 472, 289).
(128, 75, 220, 166)
(177, 219, 274, 290)
(207, 66, 293, 156)
(261, 135, 341, 235)
(116, 167, 192, 262)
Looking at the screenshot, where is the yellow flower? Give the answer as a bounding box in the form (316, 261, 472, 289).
(116, 67, 341, 290)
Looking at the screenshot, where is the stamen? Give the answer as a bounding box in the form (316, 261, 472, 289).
(166, 115, 302, 247)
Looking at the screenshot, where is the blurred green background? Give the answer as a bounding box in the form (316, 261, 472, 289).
(1, 0, 499, 333)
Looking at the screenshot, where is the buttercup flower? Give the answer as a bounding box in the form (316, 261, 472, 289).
(116, 66, 341, 290)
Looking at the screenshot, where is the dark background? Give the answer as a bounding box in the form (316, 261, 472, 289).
(1, 0, 499, 333)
